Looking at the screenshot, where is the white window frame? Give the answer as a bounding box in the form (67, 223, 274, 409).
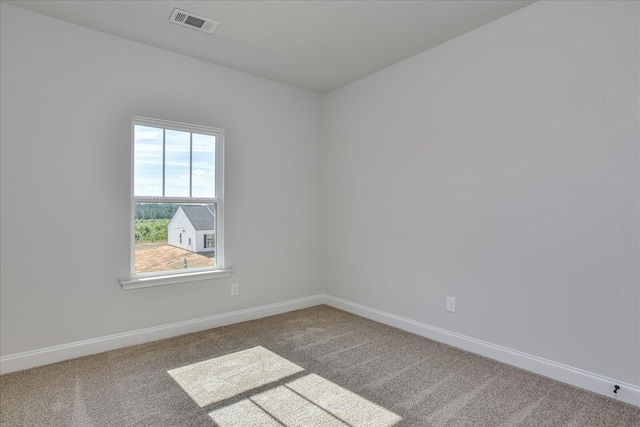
(120, 117, 231, 290)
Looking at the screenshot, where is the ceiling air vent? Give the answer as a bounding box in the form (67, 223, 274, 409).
(169, 8, 219, 34)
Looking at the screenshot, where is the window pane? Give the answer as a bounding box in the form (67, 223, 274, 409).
(135, 202, 216, 274)
(165, 129, 191, 197)
(134, 125, 163, 197)
(192, 133, 216, 198)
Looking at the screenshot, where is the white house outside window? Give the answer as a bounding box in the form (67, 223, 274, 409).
(128, 117, 225, 282)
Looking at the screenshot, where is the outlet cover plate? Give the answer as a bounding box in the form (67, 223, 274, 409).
(447, 297, 456, 313)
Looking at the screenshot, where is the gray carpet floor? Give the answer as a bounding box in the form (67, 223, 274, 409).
(1, 305, 639, 426)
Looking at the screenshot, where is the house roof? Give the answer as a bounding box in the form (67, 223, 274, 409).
(180, 205, 215, 231)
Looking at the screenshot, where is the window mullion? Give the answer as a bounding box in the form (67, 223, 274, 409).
(134, 196, 216, 204)
(189, 132, 193, 197)
(162, 128, 166, 197)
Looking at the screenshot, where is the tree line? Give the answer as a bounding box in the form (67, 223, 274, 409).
(135, 203, 178, 220)
(135, 204, 177, 242)
(135, 219, 170, 242)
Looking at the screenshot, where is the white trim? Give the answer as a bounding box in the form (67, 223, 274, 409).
(322, 295, 640, 407)
(0, 294, 323, 375)
(119, 268, 234, 289)
(2, 293, 638, 408)
(132, 116, 223, 136)
(129, 116, 226, 278)
(216, 126, 225, 268)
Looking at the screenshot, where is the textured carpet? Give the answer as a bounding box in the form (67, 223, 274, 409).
(1, 305, 639, 426)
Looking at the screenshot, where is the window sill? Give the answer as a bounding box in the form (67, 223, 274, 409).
(119, 269, 233, 290)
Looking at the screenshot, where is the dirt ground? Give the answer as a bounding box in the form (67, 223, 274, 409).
(135, 242, 215, 273)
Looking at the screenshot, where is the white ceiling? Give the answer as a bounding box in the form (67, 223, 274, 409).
(4, 0, 536, 94)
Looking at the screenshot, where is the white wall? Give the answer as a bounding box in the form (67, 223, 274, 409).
(324, 0, 639, 386)
(168, 210, 187, 250)
(167, 208, 196, 252)
(0, 4, 325, 356)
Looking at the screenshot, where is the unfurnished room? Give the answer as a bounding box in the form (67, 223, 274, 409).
(1, 1, 639, 426)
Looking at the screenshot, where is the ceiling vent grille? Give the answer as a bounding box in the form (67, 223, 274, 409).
(169, 8, 219, 34)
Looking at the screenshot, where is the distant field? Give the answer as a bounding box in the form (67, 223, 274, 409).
(135, 242, 215, 273)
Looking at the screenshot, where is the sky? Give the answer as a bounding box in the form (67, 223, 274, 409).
(134, 125, 216, 198)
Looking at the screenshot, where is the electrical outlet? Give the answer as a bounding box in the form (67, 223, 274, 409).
(447, 297, 456, 313)
(231, 283, 239, 296)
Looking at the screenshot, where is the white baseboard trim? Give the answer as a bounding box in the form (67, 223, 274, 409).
(2, 293, 638, 407)
(323, 294, 640, 407)
(0, 294, 324, 375)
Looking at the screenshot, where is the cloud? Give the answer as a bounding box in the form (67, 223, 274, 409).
(192, 134, 215, 153)
(134, 126, 163, 141)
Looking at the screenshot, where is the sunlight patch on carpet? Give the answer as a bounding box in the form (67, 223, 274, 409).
(211, 384, 348, 427)
(285, 374, 402, 426)
(170, 346, 401, 426)
(167, 346, 304, 407)
(208, 399, 282, 427)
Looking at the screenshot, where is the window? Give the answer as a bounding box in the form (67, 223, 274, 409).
(128, 117, 225, 283)
(205, 234, 215, 249)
